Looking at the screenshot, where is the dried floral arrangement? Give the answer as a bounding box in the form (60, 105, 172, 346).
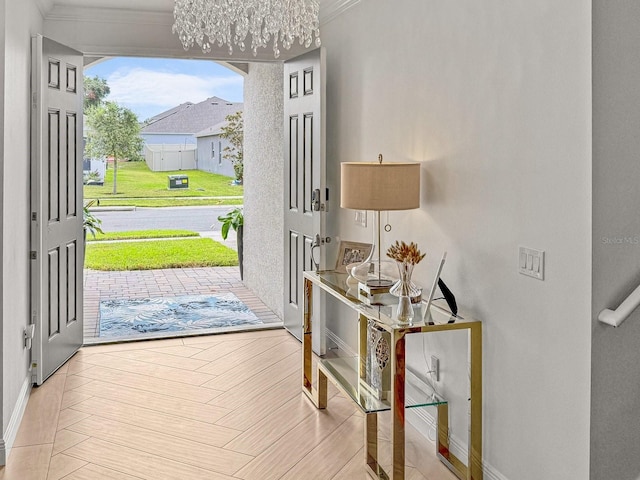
(386, 241, 426, 265)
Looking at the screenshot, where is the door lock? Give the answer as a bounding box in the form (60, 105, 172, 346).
(311, 189, 326, 212)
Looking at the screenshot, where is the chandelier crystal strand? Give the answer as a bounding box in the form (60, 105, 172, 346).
(173, 0, 321, 59)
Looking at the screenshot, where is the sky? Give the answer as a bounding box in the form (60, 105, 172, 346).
(85, 57, 244, 121)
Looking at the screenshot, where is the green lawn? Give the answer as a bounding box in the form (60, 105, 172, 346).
(85, 238, 238, 271)
(84, 161, 243, 199)
(87, 229, 199, 242)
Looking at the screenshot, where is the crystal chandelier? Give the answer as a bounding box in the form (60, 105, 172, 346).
(172, 0, 321, 59)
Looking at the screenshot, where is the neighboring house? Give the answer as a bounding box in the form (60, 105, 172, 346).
(140, 96, 242, 172)
(194, 121, 235, 178)
(141, 96, 242, 143)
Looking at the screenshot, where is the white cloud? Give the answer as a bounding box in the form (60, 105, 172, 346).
(106, 68, 243, 108)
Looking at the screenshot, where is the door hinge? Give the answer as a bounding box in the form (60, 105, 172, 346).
(31, 212, 37, 222)
(30, 251, 37, 260)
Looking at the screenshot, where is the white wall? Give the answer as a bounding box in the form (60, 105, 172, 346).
(243, 62, 284, 317)
(196, 135, 236, 178)
(321, 1, 592, 478)
(592, 2, 640, 479)
(1, 0, 43, 462)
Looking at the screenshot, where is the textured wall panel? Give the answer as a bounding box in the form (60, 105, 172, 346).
(243, 63, 285, 318)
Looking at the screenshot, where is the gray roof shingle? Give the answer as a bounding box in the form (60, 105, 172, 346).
(141, 96, 243, 134)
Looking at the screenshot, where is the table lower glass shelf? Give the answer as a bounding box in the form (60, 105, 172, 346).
(318, 356, 447, 414)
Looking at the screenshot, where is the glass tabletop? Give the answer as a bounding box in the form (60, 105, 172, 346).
(304, 270, 473, 330)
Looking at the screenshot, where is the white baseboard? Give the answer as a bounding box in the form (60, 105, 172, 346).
(324, 327, 357, 356)
(326, 328, 508, 480)
(0, 378, 32, 465)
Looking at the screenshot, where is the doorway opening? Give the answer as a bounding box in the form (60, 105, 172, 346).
(81, 56, 281, 344)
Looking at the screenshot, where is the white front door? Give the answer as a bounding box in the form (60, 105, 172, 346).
(30, 35, 84, 385)
(283, 48, 327, 353)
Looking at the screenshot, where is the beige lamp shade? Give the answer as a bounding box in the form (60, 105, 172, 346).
(340, 161, 421, 211)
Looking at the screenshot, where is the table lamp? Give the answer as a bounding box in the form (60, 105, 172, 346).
(340, 154, 421, 288)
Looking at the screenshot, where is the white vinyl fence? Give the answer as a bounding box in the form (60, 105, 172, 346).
(144, 144, 197, 171)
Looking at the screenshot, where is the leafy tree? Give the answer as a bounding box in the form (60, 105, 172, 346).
(84, 75, 110, 111)
(85, 101, 143, 195)
(219, 111, 243, 183)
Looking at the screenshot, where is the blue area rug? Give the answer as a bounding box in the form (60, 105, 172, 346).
(99, 293, 262, 339)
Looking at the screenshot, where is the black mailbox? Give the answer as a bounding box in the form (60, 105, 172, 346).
(168, 175, 188, 189)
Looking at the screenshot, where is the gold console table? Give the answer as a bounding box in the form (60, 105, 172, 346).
(302, 271, 483, 480)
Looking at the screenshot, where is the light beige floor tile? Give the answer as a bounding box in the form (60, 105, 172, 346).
(76, 365, 221, 403)
(64, 437, 235, 480)
(215, 371, 299, 430)
(330, 449, 371, 480)
(280, 414, 363, 480)
(190, 338, 259, 362)
(235, 394, 358, 480)
(67, 416, 252, 475)
(56, 409, 91, 431)
(199, 339, 299, 390)
(60, 391, 93, 410)
(147, 345, 206, 357)
(62, 462, 141, 480)
(103, 348, 210, 371)
(206, 351, 299, 409)
(14, 375, 66, 447)
(52, 429, 89, 455)
(224, 393, 320, 455)
(46, 453, 87, 480)
(194, 336, 285, 368)
(182, 328, 286, 345)
(69, 379, 230, 424)
(65, 360, 93, 375)
(0, 444, 52, 480)
(63, 375, 93, 392)
(71, 396, 241, 447)
(78, 353, 215, 386)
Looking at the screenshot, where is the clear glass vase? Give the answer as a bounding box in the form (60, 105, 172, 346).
(390, 261, 422, 323)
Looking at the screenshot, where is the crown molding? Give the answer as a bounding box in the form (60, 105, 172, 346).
(320, 0, 361, 24)
(45, 5, 173, 25)
(45, 0, 360, 26)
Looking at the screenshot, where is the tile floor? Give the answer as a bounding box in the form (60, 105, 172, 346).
(1, 328, 458, 480)
(83, 267, 281, 343)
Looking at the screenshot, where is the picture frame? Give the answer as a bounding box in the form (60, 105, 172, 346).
(334, 241, 373, 272)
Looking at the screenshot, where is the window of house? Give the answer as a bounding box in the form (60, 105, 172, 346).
(211, 141, 215, 159)
(218, 141, 222, 165)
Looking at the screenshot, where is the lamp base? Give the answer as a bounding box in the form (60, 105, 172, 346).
(350, 260, 398, 289)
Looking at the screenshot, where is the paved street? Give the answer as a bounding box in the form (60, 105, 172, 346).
(94, 205, 237, 233)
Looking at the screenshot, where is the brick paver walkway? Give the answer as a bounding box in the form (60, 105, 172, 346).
(83, 266, 282, 343)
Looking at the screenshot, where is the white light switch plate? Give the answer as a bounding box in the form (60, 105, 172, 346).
(354, 210, 367, 227)
(519, 246, 544, 280)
